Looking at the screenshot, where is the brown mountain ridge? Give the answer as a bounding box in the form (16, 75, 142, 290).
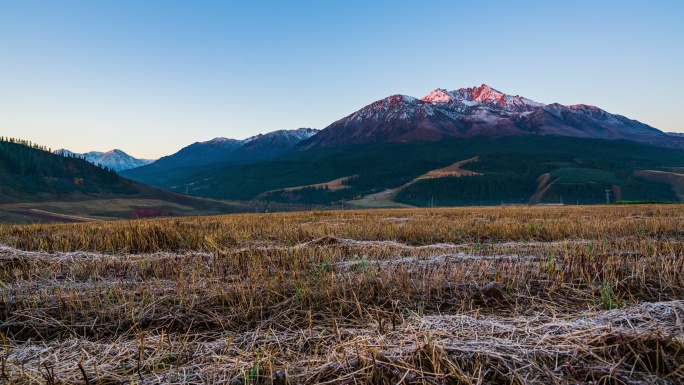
(298, 85, 681, 150)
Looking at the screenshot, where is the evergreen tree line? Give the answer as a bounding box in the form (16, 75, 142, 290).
(164, 136, 684, 206)
(394, 152, 679, 206)
(259, 147, 680, 207)
(0, 136, 52, 153)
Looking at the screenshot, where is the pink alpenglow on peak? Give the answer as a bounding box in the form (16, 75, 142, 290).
(464, 84, 544, 110)
(421, 89, 453, 103)
(419, 84, 543, 111)
(297, 84, 673, 150)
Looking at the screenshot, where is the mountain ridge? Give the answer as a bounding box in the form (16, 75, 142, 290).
(132, 136, 684, 206)
(121, 128, 318, 183)
(298, 84, 677, 150)
(116, 85, 684, 206)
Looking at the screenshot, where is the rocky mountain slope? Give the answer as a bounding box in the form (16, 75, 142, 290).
(121, 128, 318, 182)
(298, 84, 678, 149)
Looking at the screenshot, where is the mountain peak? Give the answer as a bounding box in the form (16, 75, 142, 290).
(470, 84, 504, 101)
(421, 88, 452, 103)
(203, 137, 236, 144)
(457, 84, 544, 109)
(418, 85, 543, 111)
(299, 83, 671, 149)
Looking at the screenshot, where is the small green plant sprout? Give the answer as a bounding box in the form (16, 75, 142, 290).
(546, 253, 556, 274)
(599, 282, 616, 310)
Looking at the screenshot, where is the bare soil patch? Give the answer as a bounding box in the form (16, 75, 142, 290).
(413, 156, 481, 180)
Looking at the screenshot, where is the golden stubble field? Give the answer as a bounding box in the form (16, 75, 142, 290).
(0, 205, 683, 384)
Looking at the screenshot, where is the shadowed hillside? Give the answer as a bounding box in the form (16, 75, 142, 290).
(122, 136, 684, 207)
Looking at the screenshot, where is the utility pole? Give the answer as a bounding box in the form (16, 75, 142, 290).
(605, 189, 611, 204)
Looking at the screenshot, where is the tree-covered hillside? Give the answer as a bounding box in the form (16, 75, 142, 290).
(0, 139, 246, 219)
(395, 153, 678, 206)
(0, 138, 134, 202)
(128, 136, 684, 206)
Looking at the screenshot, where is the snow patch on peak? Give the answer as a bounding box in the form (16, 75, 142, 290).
(402, 95, 419, 104)
(54, 149, 75, 157)
(421, 89, 452, 103)
(242, 128, 318, 143)
(568, 104, 601, 112)
(380, 94, 416, 104)
(452, 84, 544, 110)
(470, 84, 505, 102)
(568, 104, 608, 116)
(348, 94, 419, 124)
(204, 137, 237, 144)
(291, 127, 319, 140)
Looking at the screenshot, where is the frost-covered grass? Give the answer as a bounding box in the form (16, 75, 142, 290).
(0, 205, 683, 384)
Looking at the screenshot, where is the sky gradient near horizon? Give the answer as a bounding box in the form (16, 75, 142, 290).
(1, 1, 683, 158)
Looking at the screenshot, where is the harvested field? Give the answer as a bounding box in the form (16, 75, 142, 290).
(0, 205, 683, 384)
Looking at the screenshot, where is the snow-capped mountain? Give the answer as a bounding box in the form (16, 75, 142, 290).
(54, 149, 154, 171)
(232, 128, 319, 161)
(54, 149, 77, 158)
(667, 132, 684, 138)
(298, 84, 677, 149)
(121, 128, 318, 181)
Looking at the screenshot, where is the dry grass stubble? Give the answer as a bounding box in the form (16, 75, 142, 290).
(0, 205, 683, 384)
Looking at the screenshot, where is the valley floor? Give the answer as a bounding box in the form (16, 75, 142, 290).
(0, 198, 248, 224)
(0, 205, 682, 384)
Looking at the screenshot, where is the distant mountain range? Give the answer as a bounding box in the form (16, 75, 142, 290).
(298, 84, 679, 149)
(113, 84, 684, 207)
(121, 128, 318, 182)
(123, 85, 682, 178)
(36, 84, 684, 209)
(54, 149, 154, 171)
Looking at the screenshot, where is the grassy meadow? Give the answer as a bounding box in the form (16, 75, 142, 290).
(0, 205, 683, 384)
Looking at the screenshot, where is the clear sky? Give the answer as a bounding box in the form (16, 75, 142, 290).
(1, 1, 683, 158)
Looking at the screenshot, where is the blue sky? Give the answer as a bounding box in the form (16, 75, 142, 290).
(1, 1, 683, 158)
